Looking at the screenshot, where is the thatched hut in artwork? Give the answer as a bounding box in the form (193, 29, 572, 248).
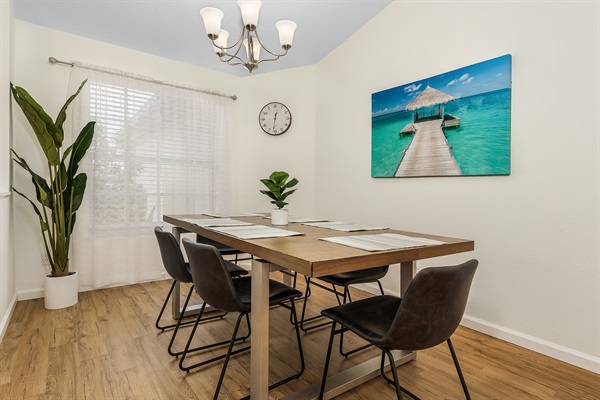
(406, 85, 454, 123)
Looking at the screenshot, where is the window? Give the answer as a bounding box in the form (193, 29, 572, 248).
(68, 64, 232, 287)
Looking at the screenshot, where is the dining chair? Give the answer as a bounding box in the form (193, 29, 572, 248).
(318, 259, 478, 400)
(196, 234, 253, 264)
(154, 227, 248, 356)
(299, 266, 389, 356)
(180, 238, 305, 399)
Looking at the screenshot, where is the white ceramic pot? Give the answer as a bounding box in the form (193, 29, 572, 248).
(44, 271, 79, 310)
(271, 208, 289, 225)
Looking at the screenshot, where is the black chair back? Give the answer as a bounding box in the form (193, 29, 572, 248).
(383, 259, 478, 351)
(154, 227, 193, 283)
(182, 238, 244, 312)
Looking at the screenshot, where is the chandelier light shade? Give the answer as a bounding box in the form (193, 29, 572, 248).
(199, 0, 297, 73)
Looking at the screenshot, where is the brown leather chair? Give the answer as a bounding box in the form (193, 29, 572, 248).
(181, 238, 305, 399)
(299, 266, 389, 356)
(196, 234, 253, 263)
(318, 259, 478, 400)
(154, 227, 248, 356)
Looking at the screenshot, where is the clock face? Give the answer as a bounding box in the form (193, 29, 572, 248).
(259, 102, 292, 135)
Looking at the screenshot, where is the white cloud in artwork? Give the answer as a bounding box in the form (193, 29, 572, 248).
(463, 77, 474, 84)
(447, 79, 458, 86)
(459, 74, 470, 81)
(496, 73, 502, 77)
(404, 83, 422, 93)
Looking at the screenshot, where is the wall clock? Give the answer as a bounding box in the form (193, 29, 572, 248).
(259, 102, 292, 135)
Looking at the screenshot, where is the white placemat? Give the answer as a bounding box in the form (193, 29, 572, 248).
(302, 221, 388, 232)
(181, 218, 254, 227)
(320, 233, 446, 251)
(203, 212, 264, 218)
(287, 217, 329, 223)
(208, 225, 304, 240)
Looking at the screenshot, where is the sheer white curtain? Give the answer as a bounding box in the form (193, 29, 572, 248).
(67, 63, 233, 289)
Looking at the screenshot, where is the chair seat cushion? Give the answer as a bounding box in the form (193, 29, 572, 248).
(321, 295, 401, 345)
(225, 260, 248, 277)
(318, 266, 389, 286)
(233, 277, 302, 312)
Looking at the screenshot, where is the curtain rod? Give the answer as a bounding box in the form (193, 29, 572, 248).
(48, 57, 237, 101)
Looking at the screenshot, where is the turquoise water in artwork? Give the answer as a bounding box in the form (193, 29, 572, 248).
(371, 88, 511, 177)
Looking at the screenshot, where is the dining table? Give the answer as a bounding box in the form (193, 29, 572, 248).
(163, 214, 474, 399)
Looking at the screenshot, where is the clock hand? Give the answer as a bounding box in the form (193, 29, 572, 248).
(273, 110, 279, 130)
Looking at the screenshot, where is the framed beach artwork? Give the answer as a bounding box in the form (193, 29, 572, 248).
(371, 54, 512, 178)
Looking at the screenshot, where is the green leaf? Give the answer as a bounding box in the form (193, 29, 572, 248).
(11, 149, 53, 209)
(274, 200, 288, 209)
(279, 189, 297, 201)
(54, 162, 68, 193)
(260, 179, 281, 197)
(282, 178, 298, 189)
(55, 79, 87, 140)
(259, 189, 278, 201)
(12, 187, 49, 231)
(269, 171, 289, 187)
(11, 83, 61, 165)
(68, 173, 87, 214)
(67, 121, 95, 183)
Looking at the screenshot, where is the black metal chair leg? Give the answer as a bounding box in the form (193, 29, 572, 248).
(213, 312, 247, 400)
(382, 348, 403, 400)
(155, 280, 177, 330)
(168, 283, 197, 356)
(378, 350, 419, 400)
(175, 309, 250, 359)
(318, 322, 338, 400)
(167, 284, 228, 357)
(178, 304, 250, 373)
(333, 284, 344, 305)
(301, 279, 344, 332)
(447, 338, 471, 400)
(301, 277, 334, 332)
(178, 302, 207, 371)
(156, 281, 204, 331)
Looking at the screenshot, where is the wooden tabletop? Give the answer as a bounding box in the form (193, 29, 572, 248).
(163, 214, 474, 278)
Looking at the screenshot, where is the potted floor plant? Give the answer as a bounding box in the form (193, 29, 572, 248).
(260, 171, 298, 225)
(11, 80, 95, 309)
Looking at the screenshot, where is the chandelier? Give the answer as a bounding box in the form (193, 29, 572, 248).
(199, 0, 297, 73)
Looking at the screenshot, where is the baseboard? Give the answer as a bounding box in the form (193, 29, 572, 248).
(17, 274, 170, 301)
(461, 315, 599, 373)
(0, 291, 18, 343)
(17, 287, 44, 301)
(355, 282, 600, 374)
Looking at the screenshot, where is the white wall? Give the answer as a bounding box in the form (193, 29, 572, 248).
(232, 66, 318, 216)
(314, 1, 599, 367)
(0, 0, 16, 341)
(12, 21, 242, 297)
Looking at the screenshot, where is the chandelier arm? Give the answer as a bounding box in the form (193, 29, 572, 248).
(254, 48, 289, 65)
(253, 29, 288, 58)
(218, 52, 247, 66)
(217, 41, 246, 64)
(211, 25, 246, 52)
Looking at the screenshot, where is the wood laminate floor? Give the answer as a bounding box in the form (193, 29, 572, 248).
(0, 276, 598, 399)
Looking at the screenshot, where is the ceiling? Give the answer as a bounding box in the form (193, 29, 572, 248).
(14, 0, 393, 77)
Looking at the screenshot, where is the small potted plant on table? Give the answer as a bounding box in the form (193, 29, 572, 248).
(260, 171, 298, 225)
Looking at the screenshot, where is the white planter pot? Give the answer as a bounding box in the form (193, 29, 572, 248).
(44, 271, 79, 310)
(271, 208, 289, 225)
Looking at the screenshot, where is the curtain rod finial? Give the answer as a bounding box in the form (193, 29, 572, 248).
(48, 57, 57, 64)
